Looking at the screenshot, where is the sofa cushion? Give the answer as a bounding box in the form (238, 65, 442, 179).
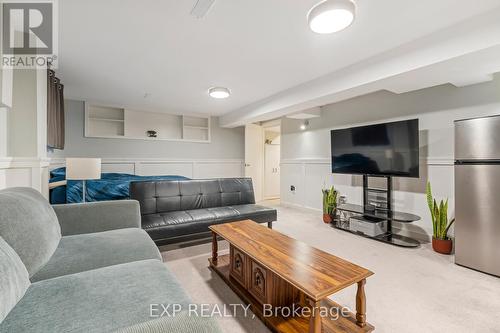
(231, 204, 277, 222)
(130, 178, 256, 215)
(31, 228, 162, 282)
(0, 236, 30, 323)
(142, 204, 276, 240)
(0, 188, 61, 277)
(0, 260, 192, 333)
(219, 178, 255, 206)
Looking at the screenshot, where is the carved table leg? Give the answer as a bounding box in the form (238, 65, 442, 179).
(356, 279, 366, 327)
(211, 232, 218, 265)
(308, 299, 322, 333)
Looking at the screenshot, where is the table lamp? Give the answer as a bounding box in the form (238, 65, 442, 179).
(66, 158, 101, 203)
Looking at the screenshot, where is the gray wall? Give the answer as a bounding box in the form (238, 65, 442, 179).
(282, 75, 500, 160)
(49, 100, 245, 159)
(280, 75, 500, 240)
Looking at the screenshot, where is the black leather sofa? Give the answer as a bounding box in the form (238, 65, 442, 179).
(129, 178, 277, 244)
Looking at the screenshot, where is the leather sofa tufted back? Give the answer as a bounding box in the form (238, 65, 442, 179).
(130, 178, 256, 215)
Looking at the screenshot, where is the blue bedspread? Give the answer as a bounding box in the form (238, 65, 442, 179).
(49, 167, 189, 204)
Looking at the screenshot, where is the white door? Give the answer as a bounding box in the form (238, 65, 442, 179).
(245, 124, 264, 202)
(264, 144, 280, 199)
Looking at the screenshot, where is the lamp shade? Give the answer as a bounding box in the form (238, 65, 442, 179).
(66, 158, 101, 180)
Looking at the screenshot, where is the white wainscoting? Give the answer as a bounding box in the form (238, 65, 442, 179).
(49, 158, 244, 179)
(280, 157, 455, 241)
(0, 158, 50, 198)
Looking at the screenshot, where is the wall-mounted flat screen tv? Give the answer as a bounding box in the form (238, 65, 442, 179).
(331, 119, 419, 178)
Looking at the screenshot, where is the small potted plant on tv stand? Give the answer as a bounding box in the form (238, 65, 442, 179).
(322, 185, 338, 224)
(426, 182, 455, 254)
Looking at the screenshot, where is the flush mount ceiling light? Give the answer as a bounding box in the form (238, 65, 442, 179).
(308, 0, 356, 34)
(208, 87, 231, 99)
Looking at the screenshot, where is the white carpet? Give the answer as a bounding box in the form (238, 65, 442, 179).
(160, 201, 500, 333)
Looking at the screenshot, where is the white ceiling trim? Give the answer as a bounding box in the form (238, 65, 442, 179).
(219, 8, 500, 127)
(449, 74, 494, 88)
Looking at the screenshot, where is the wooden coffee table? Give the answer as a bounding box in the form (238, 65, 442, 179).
(209, 220, 374, 333)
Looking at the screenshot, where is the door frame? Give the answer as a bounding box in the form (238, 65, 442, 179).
(244, 124, 265, 202)
(244, 120, 281, 202)
(262, 120, 281, 200)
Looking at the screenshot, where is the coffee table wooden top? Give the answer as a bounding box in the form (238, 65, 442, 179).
(210, 220, 373, 301)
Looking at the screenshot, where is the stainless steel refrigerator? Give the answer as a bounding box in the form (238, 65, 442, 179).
(455, 115, 500, 277)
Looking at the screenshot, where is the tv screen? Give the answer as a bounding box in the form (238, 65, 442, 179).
(331, 119, 419, 178)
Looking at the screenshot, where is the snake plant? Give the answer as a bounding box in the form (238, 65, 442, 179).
(322, 185, 338, 215)
(426, 182, 455, 240)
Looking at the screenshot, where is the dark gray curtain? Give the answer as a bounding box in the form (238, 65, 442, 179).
(47, 69, 65, 149)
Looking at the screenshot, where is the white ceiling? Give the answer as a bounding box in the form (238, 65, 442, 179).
(59, 0, 500, 123)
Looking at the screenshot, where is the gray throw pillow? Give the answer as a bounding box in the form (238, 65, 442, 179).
(0, 188, 61, 277)
(0, 236, 30, 323)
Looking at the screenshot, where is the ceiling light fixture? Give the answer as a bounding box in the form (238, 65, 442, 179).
(308, 0, 356, 34)
(208, 87, 231, 99)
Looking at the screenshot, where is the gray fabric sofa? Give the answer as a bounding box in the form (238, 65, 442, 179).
(130, 178, 277, 243)
(0, 187, 220, 333)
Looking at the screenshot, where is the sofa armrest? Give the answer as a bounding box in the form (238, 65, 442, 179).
(53, 200, 141, 236)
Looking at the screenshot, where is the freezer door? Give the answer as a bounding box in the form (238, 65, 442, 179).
(455, 116, 500, 161)
(455, 164, 500, 276)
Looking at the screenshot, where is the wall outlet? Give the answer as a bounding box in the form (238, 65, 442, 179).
(339, 195, 347, 204)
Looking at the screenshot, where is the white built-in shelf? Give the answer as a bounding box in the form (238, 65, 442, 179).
(84, 103, 211, 143)
(182, 116, 209, 141)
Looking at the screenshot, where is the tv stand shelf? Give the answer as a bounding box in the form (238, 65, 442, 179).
(334, 204, 421, 248)
(337, 203, 420, 223)
(332, 175, 421, 248)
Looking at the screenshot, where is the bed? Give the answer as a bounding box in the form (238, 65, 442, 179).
(49, 167, 189, 204)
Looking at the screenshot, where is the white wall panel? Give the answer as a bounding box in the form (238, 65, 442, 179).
(101, 163, 135, 174)
(303, 163, 332, 210)
(280, 163, 304, 207)
(194, 162, 243, 179)
(5, 168, 31, 188)
(0, 159, 50, 198)
(49, 158, 244, 180)
(280, 158, 453, 240)
(136, 163, 193, 178)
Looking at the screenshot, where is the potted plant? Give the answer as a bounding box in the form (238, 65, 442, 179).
(426, 182, 455, 254)
(322, 185, 338, 223)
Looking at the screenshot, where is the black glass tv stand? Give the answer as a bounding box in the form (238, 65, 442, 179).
(332, 175, 421, 248)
